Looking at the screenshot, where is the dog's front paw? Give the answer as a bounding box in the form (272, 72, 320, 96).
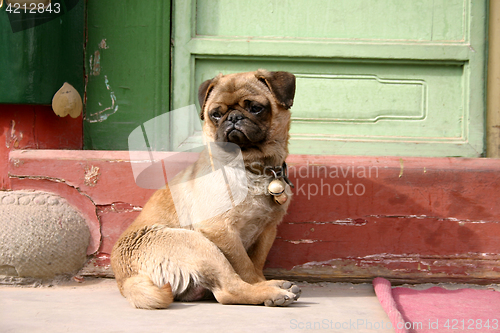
(263, 289, 296, 307)
(262, 281, 301, 306)
(263, 280, 301, 301)
(279, 281, 301, 300)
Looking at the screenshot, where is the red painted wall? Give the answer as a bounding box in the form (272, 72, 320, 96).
(7, 150, 500, 283)
(0, 104, 83, 189)
(266, 155, 500, 283)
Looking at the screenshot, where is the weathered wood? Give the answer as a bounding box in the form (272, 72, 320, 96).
(8, 150, 500, 282)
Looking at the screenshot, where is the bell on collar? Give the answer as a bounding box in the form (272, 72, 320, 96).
(268, 178, 286, 196)
(274, 192, 288, 205)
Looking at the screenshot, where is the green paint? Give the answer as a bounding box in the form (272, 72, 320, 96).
(197, 0, 465, 42)
(171, 0, 487, 157)
(0, 1, 84, 104)
(84, 0, 487, 156)
(84, 0, 170, 150)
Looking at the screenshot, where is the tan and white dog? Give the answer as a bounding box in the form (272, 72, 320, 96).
(111, 70, 300, 309)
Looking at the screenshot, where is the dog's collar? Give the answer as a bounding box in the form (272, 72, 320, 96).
(256, 162, 294, 189)
(265, 162, 294, 205)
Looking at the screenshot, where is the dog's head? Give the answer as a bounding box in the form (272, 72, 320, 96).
(198, 69, 296, 164)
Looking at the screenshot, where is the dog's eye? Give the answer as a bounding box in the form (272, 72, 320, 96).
(211, 110, 222, 120)
(249, 104, 265, 114)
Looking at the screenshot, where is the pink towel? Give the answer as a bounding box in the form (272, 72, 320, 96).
(373, 277, 410, 333)
(373, 277, 500, 333)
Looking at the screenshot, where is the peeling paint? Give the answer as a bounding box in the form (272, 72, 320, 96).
(5, 120, 23, 149)
(88, 54, 93, 75)
(86, 75, 119, 123)
(79, 254, 113, 278)
(368, 214, 428, 219)
(9, 174, 68, 186)
(90, 50, 100, 76)
(331, 218, 368, 226)
(300, 260, 338, 268)
(367, 214, 496, 224)
(288, 218, 367, 226)
(89, 39, 107, 76)
(398, 158, 404, 178)
(97, 202, 142, 214)
(269, 252, 500, 283)
(84, 166, 100, 187)
(10, 158, 23, 168)
(98, 38, 109, 50)
(285, 239, 318, 244)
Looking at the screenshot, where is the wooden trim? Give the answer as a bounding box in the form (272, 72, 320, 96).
(487, 0, 500, 157)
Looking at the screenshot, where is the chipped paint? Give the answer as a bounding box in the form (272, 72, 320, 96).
(9, 174, 68, 185)
(79, 253, 113, 278)
(86, 75, 119, 123)
(89, 39, 108, 76)
(288, 218, 367, 226)
(300, 260, 338, 268)
(5, 120, 23, 149)
(265, 253, 500, 283)
(285, 239, 318, 244)
(97, 202, 142, 214)
(10, 158, 23, 168)
(330, 218, 368, 226)
(367, 214, 496, 224)
(398, 158, 404, 177)
(84, 165, 100, 187)
(88, 54, 93, 75)
(98, 38, 109, 49)
(90, 50, 101, 76)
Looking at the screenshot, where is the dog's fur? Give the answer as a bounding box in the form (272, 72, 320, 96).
(111, 70, 300, 309)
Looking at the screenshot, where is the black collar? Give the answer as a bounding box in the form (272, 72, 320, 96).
(262, 162, 294, 188)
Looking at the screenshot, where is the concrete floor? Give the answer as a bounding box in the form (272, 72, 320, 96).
(0, 278, 394, 333)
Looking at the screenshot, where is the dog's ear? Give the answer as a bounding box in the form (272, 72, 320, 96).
(199, 74, 223, 120)
(198, 79, 214, 120)
(255, 70, 296, 109)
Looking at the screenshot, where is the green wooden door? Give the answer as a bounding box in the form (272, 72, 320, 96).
(0, 1, 84, 104)
(84, 0, 170, 150)
(171, 0, 488, 157)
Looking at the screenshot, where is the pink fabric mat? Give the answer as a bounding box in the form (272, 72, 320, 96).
(373, 277, 500, 333)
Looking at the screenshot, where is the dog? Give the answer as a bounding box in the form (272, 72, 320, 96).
(111, 69, 300, 309)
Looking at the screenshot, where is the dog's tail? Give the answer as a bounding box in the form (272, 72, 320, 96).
(121, 275, 174, 309)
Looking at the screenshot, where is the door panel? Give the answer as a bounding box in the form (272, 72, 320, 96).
(196, 0, 466, 42)
(84, 0, 170, 150)
(172, 0, 486, 157)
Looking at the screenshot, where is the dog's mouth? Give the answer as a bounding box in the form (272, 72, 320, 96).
(219, 127, 261, 152)
(216, 118, 267, 150)
(226, 128, 249, 145)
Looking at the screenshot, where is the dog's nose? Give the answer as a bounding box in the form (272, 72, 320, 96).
(227, 110, 244, 123)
